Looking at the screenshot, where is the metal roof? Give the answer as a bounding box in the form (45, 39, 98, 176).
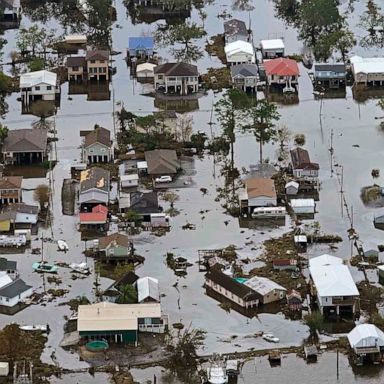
(0, 278, 32, 299)
(260, 39, 285, 50)
(128, 36, 154, 49)
(348, 324, 384, 348)
(244, 276, 286, 295)
(136, 276, 159, 303)
(20, 70, 56, 88)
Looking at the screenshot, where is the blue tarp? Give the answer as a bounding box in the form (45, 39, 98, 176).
(128, 37, 154, 50)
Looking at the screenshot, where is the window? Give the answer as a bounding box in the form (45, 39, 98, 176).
(90, 60, 96, 64)
(35, 86, 40, 91)
(73, 66, 79, 71)
(99, 60, 105, 64)
(168, 77, 176, 81)
(99, 67, 106, 73)
(47, 86, 52, 91)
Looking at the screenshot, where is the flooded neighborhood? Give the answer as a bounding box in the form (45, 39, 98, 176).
(1, 0, 384, 383)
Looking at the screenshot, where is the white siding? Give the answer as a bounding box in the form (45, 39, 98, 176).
(248, 196, 277, 207)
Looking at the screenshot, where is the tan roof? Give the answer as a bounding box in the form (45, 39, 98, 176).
(145, 149, 179, 175)
(80, 167, 110, 192)
(245, 178, 276, 198)
(2, 129, 47, 153)
(85, 50, 110, 61)
(0, 176, 22, 190)
(77, 302, 161, 332)
(98, 232, 129, 250)
(84, 127, 111, 148)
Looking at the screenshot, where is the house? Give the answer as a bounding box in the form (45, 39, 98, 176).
(77, 301, 168, 344)
(19, 70, 60, 106)
(205, 267, 260, 309)
(230, 64, 258, 92)
(136, 63, 156, 80)
(0, 176, 22, 205)
(313, 64, 346, 89)
(290, 148, 319, 179)
(82, 126, 113, 164)
(0, 258, 17, 279)
(67, 56, 87, 81)
(224, 40, 255, 66)
(363, 249, 379, 262)
(0, 362, 9, 377)
(127, 37, 154, 59)
(290, 198, 315, 214)
(0, 271, 32, 308)
(239, 178, 277, 215)
(294, 234, 307, 252)
(0, 203, 39, 232)
(350, 56, 384, 86)
(136, 276, 160, 303)
(145, 149, 179, 176)
(264, 58, 299, 90)
(79, 167, 110, 209)
(378, 265, 384, 285)
(85, 50, 110, 81)
(129, 191, 159, 215)
(223, 19, 248, 44)
(120, 174, 139, 189)
(260, 39, 285, 59)
(102, 271, 139, 302)
(79, 204, 109, 231)
(154, 62, 199, 95)
(244, 276, 286, 304)
(0, 0, 21, 24)
(348, 324, 384, 365)
(286, 290, 302, 312)
(309, 254, 359, 317)
(96, 232, 134, 262)
(272, 259, 298, 271)
(2, 128, 48, 165)
(285, 180, 299, 195)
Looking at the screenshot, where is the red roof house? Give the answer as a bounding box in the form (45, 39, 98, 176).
(80, 204, 108, 224)
(264, 58, 299, 88)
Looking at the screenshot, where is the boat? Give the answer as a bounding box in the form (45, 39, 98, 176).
(263, 333, 280, 343)
(19, 324, 48, 332)
(206, 355, 228, 384)
(69, 262, 90, 275)
(57, 240, 69, 252)
(32, 236, 58, 273)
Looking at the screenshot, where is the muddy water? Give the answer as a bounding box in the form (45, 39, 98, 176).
(0, 0, 384, 381)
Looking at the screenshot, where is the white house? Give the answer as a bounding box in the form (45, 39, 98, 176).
(19, 70, 60, 105)
(244, 276, 286, 304)
(290, 198, 315, 214)
(260, 39, 285, 59)
(0, 271, 33, 308)
(136, 63, 156, 79)
(120, 174, 139, 189)
(309, 254, 359, 317)
(348, 324, 384, 364)
(350, 56, 384, 86)
(225, 40, 255, 66)
(285, 181, 299, 195)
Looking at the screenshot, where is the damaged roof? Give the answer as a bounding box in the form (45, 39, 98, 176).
(80, 167, 110, 192)
(2, 129, 48, 153)
(224, 19, 248, 37)
(0, 176, 23, 190)
(98, 232, 130, 249)
(290, 147, 319, 170)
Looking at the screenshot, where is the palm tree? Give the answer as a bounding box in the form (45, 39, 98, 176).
(116, 284, 137, 304)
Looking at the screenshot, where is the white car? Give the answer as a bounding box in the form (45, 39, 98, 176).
(262, 333, 280, 343)
(155, 175, 172, 183)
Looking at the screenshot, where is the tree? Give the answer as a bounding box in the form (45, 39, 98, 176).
(190, 131, 207, 151)
(165, 326, 206, 382)
(154, 22, 206, 62)
(241, 99, 280, 164)
(303, 311, 324, 340)
(163, 191, 179, 208)
(34, 184, 50, 209)
(294, 133, 306, 146)
(17, 25, 49, 56)
(0, 123, 8, 148)
(28, 57, 45, 72)
(359, 0, 384, 47)
(175, 113, 193, 143)
(116, 284, 137, 304)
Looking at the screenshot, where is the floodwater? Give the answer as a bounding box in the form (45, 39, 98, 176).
(1, 0, 384, 382)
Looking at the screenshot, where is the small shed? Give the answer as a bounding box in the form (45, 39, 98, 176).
(287, 289, 302, 312)
(120, 174, 139, 188)
(260, 39, 285, 59)
(290, 198, 315, 214)
(272, 258, 298, 271)
(136, 63, 156, 79)
(304, 345, 318, 361)
(285, 181, 299, 195)
(294, 234, 307, 252)
(128, 37, 154, 59)
(0, 362, 9, 376)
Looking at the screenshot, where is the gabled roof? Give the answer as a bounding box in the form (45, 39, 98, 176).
(0, 257, 17, 271)
(348, 324, 384, 348)
(128, 36, 154, 50)
(2, 203, 39, 216)
(98, 232, 130, 249)
(314, 63, 346, 74)
(129, 191, 159, 214)
(231, 63, 258, 78)
(67, 56, 86, 67)
(136, 276, 159, 303)
(205, 267, 259, 301)
(264, 58, 299, 76)
(244, 276, 286, 295)
(0, 176, 22, 190)
(225, 40, 255, 57)
(145, 149, 179, 175)
(79, 209, 108, 223)
(309, 256, 359, 297)
(84, 127, 111, 148)
(136, 63, 156, 73)
(80, 167, 110, 192)
(245, 178, 276, 199)
(154, 62, 198, 77)
(0, 278, 32, 299)
(2, 129, 48, 153)
(350, 56, 384, 75)
(20, 70, 57, 88)
(290, 147, 319, 170)
(223, 19, 248, 37)
(85, 50, 109, 61)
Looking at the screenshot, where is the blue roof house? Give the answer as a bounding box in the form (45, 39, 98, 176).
(128, 37, 154, 59)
